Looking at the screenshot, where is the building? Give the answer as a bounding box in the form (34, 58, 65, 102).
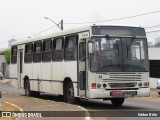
(0, 49, 7, 75)
(148, 42, 153, 47)
(155, 37, 160, 45)
(148, 47, 160, 88)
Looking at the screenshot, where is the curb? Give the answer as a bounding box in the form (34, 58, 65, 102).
(0, 79, 11, 84)
(33, 97, 91, 120)
(77, 105, 91, 120)
(3, 100, 23, 112)
(1, 80, 90, 119)
(3, 100, 23, 120)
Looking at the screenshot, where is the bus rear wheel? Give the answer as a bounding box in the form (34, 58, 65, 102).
(64, 82, 75, 104)
(111, 98, 125, 106)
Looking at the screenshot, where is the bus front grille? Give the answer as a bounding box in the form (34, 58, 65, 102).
(102, 72, 144, 81)
(108, 82, 137, 88)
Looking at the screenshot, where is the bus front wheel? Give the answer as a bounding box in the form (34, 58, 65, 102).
(111, 98, 125, 106)
(64, 82, 75, 104)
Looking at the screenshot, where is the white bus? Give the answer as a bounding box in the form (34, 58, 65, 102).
(10, 25, 150, 106)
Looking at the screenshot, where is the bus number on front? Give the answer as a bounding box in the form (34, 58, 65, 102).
(79, 32, 89, 39)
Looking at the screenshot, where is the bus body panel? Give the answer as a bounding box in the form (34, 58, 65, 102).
(31, 63, 41, 91)
(41, 62, 52, 93)
(10, 64, 18, 88)
(51, 82, 63, 95)
(63, 61, 78, 97)
(63, 61, 77, 83)
(52, 62, 62, 81)
(23, 63, 32, 81)
(89, 88, 150, 99)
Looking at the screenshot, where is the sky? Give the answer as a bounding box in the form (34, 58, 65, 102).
(0, 0, 160, 48)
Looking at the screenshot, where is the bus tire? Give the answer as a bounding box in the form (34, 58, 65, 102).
(64, 82, 75, 104)
(111, 98, 125, 106)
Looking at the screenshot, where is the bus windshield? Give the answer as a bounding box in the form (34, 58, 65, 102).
(90, 37, 149, 72)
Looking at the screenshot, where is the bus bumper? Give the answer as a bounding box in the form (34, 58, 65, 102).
(88, 88, 150, 99)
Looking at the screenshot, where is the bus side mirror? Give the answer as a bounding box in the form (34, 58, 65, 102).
(88, 43, 93, 53)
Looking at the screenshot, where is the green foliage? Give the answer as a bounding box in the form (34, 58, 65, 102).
(4, 49, 11, 64)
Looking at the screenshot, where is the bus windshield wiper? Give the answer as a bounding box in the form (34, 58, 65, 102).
(105, 35, 120, 56)
(126, 36, 135, 50)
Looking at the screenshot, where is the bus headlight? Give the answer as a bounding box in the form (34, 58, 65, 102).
(138, 83, 142, 87)
(103, 84, 107, 88)
(97, 84, 101, 88)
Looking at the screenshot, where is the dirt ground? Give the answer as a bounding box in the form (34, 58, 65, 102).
(0, 92, 86, 120)
(0, 101, 20, 120)
(133, 88, 160, 103)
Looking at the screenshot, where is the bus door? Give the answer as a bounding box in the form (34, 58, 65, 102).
(17, 46, 24, 88)
(78, 39, 87, 97)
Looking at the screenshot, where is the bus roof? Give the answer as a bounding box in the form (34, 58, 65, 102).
(12, 25, 92, 46)
(11, 24, 144, 46)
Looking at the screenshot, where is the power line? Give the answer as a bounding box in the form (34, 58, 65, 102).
(17, 25, 56, 40)
(18, 10, 160, 40)
(0, 26, 56, 43)
(27, 25, 56, 37)
(146, 30, 160, 34)
(15, 10, 160, 40)
(65, 10, 160, 24)
(1, 10, 160, 43)
(145, 25, 160, 29)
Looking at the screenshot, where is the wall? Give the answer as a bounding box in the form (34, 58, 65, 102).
(148, 47, 160, 60)
(150, 77, 159, 88)
(148, 47, 160, 88)
(0, 55, 5, 73)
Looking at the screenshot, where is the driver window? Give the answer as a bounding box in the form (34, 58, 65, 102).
(95, 41, 100, 51)
(79, 42, 86, 61)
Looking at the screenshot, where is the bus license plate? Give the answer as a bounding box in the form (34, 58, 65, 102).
(111, 91, 137, 97)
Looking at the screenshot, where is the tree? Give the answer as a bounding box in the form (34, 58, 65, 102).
(4, 49, 11, 64)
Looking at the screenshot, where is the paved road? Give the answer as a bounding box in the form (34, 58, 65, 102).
(1, 82, 160, 120)
(0, 83, 87, 120)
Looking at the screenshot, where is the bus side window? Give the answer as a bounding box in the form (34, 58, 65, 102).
(24, 43, 33, 63)
(11, 46, 17, 64)
(52, 37, 64, 61)
(64, 35, 78, 60)
(33, 41, 42, 63)
(42, 39, 52, 62)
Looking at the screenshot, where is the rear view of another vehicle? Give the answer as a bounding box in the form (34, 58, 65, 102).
(0, 72, 3, 80)
(157, 79, 160, 95)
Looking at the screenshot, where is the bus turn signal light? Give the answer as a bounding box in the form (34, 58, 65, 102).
(91, 83, 96, 89)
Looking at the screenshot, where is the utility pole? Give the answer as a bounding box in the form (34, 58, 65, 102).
(44, 17, 63, 31)
(60, 19, 63, 30)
